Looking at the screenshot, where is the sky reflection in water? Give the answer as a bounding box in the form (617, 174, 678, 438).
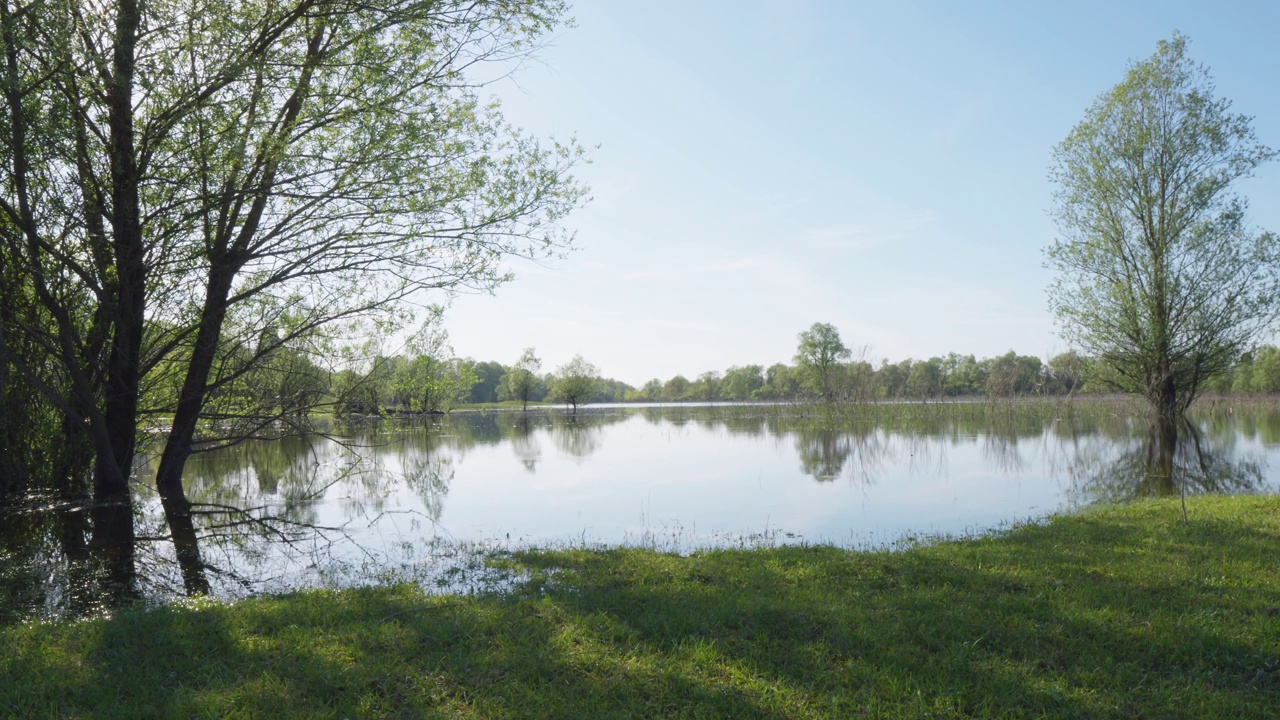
(175, 403, 1279, 551)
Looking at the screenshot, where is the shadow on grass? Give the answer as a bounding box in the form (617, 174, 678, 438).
(3, 498, 1279, 719)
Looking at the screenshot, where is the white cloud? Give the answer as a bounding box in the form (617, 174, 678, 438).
(801, 211, 938, 251)
(619, 257, 770, 282)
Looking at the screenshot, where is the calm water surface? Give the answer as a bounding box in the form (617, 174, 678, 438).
(3, 402, 1278, 618)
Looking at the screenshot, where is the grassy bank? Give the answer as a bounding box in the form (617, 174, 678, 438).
(4, 497, 1279, 719)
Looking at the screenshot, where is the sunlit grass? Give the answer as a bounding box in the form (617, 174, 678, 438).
(3, 496, 1278, 718)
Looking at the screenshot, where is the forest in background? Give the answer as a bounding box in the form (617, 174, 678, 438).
(229, 323, 1280, 418)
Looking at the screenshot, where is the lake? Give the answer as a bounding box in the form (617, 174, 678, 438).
(3, 400, 1278, 620)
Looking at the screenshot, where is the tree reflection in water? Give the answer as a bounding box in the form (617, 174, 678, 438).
(1065, 417, 1267, 505)
(0, 488, 136, 622)
(3, 404, 1279, 622)
(391, 430, 454, 523)
(508, 415, 542, 472)
(789, 425, 887, 484)
(551, 416, 604, 459)
(0, 488, 149, 622)
(794, 428, 852, 481)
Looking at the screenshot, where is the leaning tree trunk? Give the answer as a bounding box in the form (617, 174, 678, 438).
(150, 262, 238, 592)
(153, 263, 237, 497)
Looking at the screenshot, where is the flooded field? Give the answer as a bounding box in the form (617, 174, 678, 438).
(3, 400, 1277, 620)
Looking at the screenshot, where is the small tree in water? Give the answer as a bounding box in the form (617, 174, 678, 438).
(551, 355, 600, 415)
(1047, 33, 1280, 420)
(506, 348, 542, 412)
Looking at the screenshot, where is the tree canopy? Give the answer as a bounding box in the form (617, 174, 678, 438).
(1046, 33, 1280, 418)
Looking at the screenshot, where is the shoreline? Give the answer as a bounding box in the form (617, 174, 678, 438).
(5, 496, 1277, 718)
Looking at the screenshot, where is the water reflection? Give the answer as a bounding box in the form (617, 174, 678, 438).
(1065, 417, 1267, 504)
(790, 426, 887, 484)
(0, 490, 114, 622)
(393, 432, 455, 523)
(551, 417, 604, 459)
(795, 429, 854, 482)
(3, 404, 1279, 621)
(509, 416, 541, 472)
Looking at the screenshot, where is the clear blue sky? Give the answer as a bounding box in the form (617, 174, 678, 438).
(442, 0, 1280, 386)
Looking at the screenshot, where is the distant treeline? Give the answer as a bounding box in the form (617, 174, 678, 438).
(214, 337, 1280, 420)
(325, 348, 1088, 414)
(1201, 346, 1280, 394)
(320, 353, 635, 416)
(628, 351, 1085, 403)
(329, 356, 635, 414)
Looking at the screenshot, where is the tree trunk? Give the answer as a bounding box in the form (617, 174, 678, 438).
(98, 0, 145, 495)
(1150, 367, 1180, 423)
(154, 263, 237, 495)
(150, 262, 238, 593)
(1143, 415, 1179, 496)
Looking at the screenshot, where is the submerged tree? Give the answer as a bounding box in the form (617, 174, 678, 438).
(0, 1, 585, 503)
(795, 322, 851, 400)
(550, 355, 599, 414)
(506, 347, 542, 411)
(1047, 33, 1280, 419)
(390, 316, 474, 414)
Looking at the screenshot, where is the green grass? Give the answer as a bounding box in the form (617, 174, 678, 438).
(4, 497, 1279, 718)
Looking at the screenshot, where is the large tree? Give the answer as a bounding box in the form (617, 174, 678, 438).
(1047, 34, 1279, 419)
(794, 322, 851, 400)
(0, 0, 583, 501)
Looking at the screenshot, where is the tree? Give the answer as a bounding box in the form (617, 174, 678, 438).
(465, 361, 506, 404)
(593, 377, 635, 403)
(693, 371, 721, 402)
(0, 1, 584, 506)
(1251, 346, 1280, 392)
(390, 318, 476, 414)
(505, 348, 542, 411)
(663, 374, 690, 401)
(638, 378, 664, 401)
(1047, 33, 1280, 419)
(944, 354, 985, 397)
(721, 365, 764, 401)
(876, 359, 913, 399)
(757, 363, 799, 400)
(1047, 351, 1090, 397)
(1231, 351, 1256, 394)
(843, 359, 877, 403)
(906, 357, 945, 399)
(985, 352, 1042, 398)
(333, 366, 385, 417)
(551, 355, 599, 414)
(795, 323, 852, 399)
(240, 347, 329, 420)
